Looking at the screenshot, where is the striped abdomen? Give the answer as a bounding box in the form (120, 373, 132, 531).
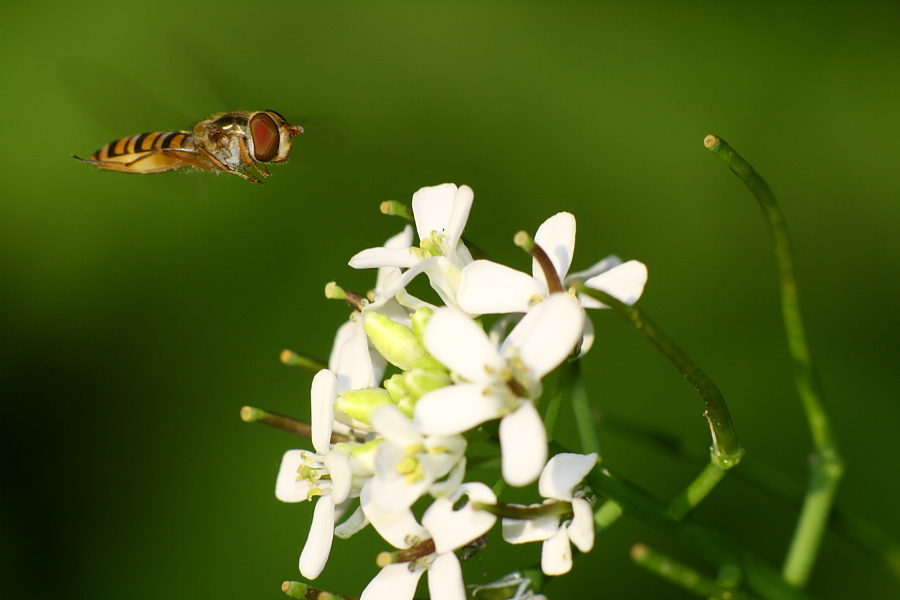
(78, 131, 198, 174)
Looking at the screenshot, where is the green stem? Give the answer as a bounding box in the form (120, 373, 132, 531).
(568, 359, 601, 455)
(593, 499, 624, 531)
(668, 458, 728, 520)
(279, 349, 328, 372)
(575, 459, 814, 600)
(600, 408, 900, 582)
(559, 358, 626, 531)
(631, 544, 761, 600)
(239, 406, 356, 444)
(541, 365, 567, 440)
(282, 581, 356, 600)
(473, 500, 572, 520)
(705, 135, 843, 587)
(576, 285, 743, 465)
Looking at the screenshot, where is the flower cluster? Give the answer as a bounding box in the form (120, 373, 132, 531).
(274, 184, 648, 600)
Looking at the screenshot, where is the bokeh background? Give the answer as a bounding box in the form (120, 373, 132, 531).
(2, 2, 899, 599)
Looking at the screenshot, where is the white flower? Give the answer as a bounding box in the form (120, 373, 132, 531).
(501, 452, 598, 575)
(361, 482, 497, 600)
(349, 184, 475, 310)
(456, 212, 648, 352)
(369, 405, 467, 512)
(330, 226, 415, 394)
(414, 294, 585, 486)
(274, 370, 368, 579)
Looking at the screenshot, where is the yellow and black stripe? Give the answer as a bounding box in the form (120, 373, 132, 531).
(91, 130, 195, 161)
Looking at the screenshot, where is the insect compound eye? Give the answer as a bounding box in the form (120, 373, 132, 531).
(250, 112, 280, 162)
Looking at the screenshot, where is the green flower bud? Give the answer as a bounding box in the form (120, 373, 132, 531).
(333, 388, 394, 425)
(411, 306, 434, 342)
(404, 357, 451, 399)
(364, 312, 425, 370)
(384, 373, 410, 404)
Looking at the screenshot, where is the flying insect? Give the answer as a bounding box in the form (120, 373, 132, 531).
(73, 110, 303, 184)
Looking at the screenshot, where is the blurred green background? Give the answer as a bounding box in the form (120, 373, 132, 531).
(2, 1, 899, 599)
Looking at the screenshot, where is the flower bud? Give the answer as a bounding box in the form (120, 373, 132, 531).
(411, 306, 434, 342)
(333, 388, 394, 425)
(384, 374, 410, 403)
(404, 357, 451, 399)
(363, 312, 425, 370)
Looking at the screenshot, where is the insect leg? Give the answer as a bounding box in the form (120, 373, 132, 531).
(195, 146, 262, 184)
(237, 137, 271, 180)
(157, 149, 216, 172)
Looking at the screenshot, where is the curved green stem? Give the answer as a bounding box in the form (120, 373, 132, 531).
(576, 285, 742, 465)
(705, 135, 843, 587)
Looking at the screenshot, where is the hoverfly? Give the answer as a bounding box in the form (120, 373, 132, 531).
(73, 110, 303, 184)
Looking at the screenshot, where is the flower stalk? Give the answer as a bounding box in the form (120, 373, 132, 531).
(705, 135, 843, 587)
(631, 544, 755, 600)
(472, 499, 573, 520)
(280, 349, 328, 372)
(281, 580, 355, 600)
(575, 284, 742, 465)
(240, 406, 356, 444)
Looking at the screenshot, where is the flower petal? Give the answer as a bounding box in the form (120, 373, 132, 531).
(428, 455, 467, 499)
(577, 314, 595, 356)
(423, 434, 468, 479)
(360, 480, 429, 549)
(502, 508, 560, 544)
(414, 384, 505, 436)
(361, 562, 423, 600)
(538, 452, 598, 501)
(329, 320, 377, 392)
(375, 225, 415, 291)
(324, 449, 353, 504)
(500, 401, 548, 487)
(412, 183, 459, 241)
(567, 497, 595, 553)
(502, 293, 584, 379)
(533, 212, 576, 283)
(541, 526, 573, 576)
(275, 449, 312, 502)
(422, 256, 465, 309)
(581, 260, 648, 308)
(299, 496, 335, 579)
(371, 405, 421, 447)
(311, 370, 337, 454)
(457, 260, 545, 315)
(429, 552, 467, 600)
(349, 246, 420, 270)
(371, 443, 433, 512)
(565, 254, 622, 282)
(424, 307, 504, 381)
(445, 185, 474, 253)
(365, 256, 440, 312)
(422, 482, 497, 554)
(334, 504, 368, 539)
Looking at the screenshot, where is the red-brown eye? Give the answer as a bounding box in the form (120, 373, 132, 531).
(250, 113, 279, 162)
